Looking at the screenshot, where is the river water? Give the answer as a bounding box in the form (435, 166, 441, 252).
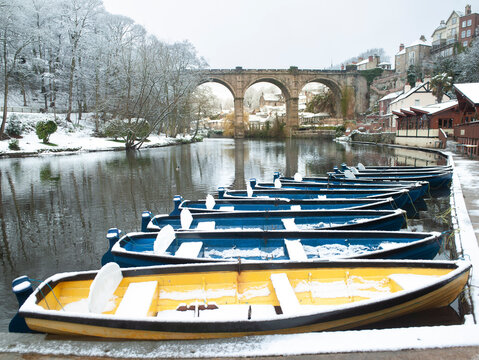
(0, 138, 458, 331)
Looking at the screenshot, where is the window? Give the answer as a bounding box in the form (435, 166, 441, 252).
(452, 17, 457, 24)
(467, 19, 472, 26)
(464, 40, 468, 47)
(467, 29, 471, 37)
(415, 99, 420, 106)
(462, 30, 466, 38)
(462, 20, 467, 27)
(408, 51, 415, 65)
(452, 28, 456, 36)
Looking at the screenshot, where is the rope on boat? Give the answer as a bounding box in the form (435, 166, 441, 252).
(405, 191, 417, 214)
(29, 278, 65, 311)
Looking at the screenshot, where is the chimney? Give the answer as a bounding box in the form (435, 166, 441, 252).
(420, 35, 426, 42)
(466, 4, 471, 15)
(404, 84, 411, 92)
(368, 55, 373, 62)
(399, 43, 405, 51)
(358, 57, 364, 62)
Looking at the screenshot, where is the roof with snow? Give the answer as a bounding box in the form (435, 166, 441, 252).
(406, 38, 431, 48)
(396, 48, 406, 56)
(356, 58, 370, 66)
(410, 100, 458, 115)
(390, 82, 430, 105)
(379, 91, 403, 102)
(454, 83, 479, 105)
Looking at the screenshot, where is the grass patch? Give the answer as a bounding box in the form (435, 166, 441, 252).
(43, 142, 58, 147)
(108, 139, 126, 143)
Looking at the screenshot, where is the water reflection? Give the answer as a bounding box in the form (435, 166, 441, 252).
(0, 138, 453, 330)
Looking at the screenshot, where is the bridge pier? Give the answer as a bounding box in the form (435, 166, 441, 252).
(234, 97, 245, 138)
(286, 97, 299, 136)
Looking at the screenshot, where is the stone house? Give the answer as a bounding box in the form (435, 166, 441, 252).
(394, 36, 431, 74)
(259, 93, 284, 108)
(431, 9, 463, 57)
(356, 55, 380, 71)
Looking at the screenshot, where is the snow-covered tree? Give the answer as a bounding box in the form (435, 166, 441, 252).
(0, 0, 35, 138)
(456, 40, 479, 83)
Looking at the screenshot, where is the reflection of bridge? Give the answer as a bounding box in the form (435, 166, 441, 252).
(199, 67, 369, 138)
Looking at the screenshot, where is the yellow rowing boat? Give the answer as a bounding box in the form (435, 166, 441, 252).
(16, 260, 470, 340)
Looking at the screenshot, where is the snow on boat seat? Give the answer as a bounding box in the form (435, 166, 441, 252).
(205, 194, 216, 210)
(284, 239, 307, 261)
(64, 262, 123, 313)
(115, 281, 158, 317)
(357, 162, 366, 170)
(180, 209, 193, 230)
(351, 167, 359, 174)
(196, 221, 215, 230)
(294, 172, 303, 182)
(270, 273, 301, 315)
(153, 225, 176, 255)
(388, 274, 438, 291)
(175, 241, 203, 258)
(274, 178, 282, 188)
(219, 206, 235, 211)
(290, 205, 301, 211)
(343, 169, 356, 179)
(281, 218, 299, 231)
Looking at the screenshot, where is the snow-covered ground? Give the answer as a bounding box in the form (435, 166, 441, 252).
(0, 113, 192, 156)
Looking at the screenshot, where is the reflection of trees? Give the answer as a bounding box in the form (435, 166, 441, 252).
(285, 139, 299, 177)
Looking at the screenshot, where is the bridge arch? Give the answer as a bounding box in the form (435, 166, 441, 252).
(198, 77, 237, 99)
(300, 77, 343, 118)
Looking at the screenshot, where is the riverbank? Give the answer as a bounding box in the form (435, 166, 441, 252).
(0, 113, 196, 158)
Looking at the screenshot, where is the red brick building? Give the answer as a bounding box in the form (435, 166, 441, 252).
(393, 100, 459, 148)
(459, 5, 479, 48)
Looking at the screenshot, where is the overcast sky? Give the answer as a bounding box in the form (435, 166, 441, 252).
(102, 0, 469, 69)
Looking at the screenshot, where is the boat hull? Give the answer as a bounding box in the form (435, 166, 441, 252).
(147, 209, 406, 232)
(108, 230, 443, 267)
(20, 260, 470, 340)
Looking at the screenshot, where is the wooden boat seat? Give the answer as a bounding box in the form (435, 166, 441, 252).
(63, 262, 123, 314)
(388, 274, 436, 291)
(205, 194, 215, 210)
(175, 241, 203, 258)
(153, 225, 175, 255)
(196, 221, 215, 230)
(290, 205, 301, 211)
(281, 218, 299, 231)
(180, 209, 193, 229)
(219, 206, 235, 211)
(115, 281, 157, 317)
(270, 273, 301, 315)
(284, 239, 308, 261)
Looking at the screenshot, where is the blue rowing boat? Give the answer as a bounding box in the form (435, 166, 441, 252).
(219, 187, 413, 208)
(329, 169, 452, 190)
(252, 178, 426, 203)
(102, 228, 444, 267)
(143, 208, 406, 233)
(170, 195, 397, 215)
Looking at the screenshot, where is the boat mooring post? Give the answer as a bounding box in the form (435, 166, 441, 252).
(273, 172, 281, 181)
(101, 228, 121, 266)
(141, 211, 153, 232)
(170, 195, 184, 216)
(249, 178, 257, 189)
(218, 187, 225, 199)
(9, 276, 36, 333)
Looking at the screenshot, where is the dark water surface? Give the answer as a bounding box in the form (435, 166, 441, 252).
(0, 138, 456, 330)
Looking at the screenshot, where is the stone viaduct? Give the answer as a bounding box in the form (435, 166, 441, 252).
(198, 67, 369, 137)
